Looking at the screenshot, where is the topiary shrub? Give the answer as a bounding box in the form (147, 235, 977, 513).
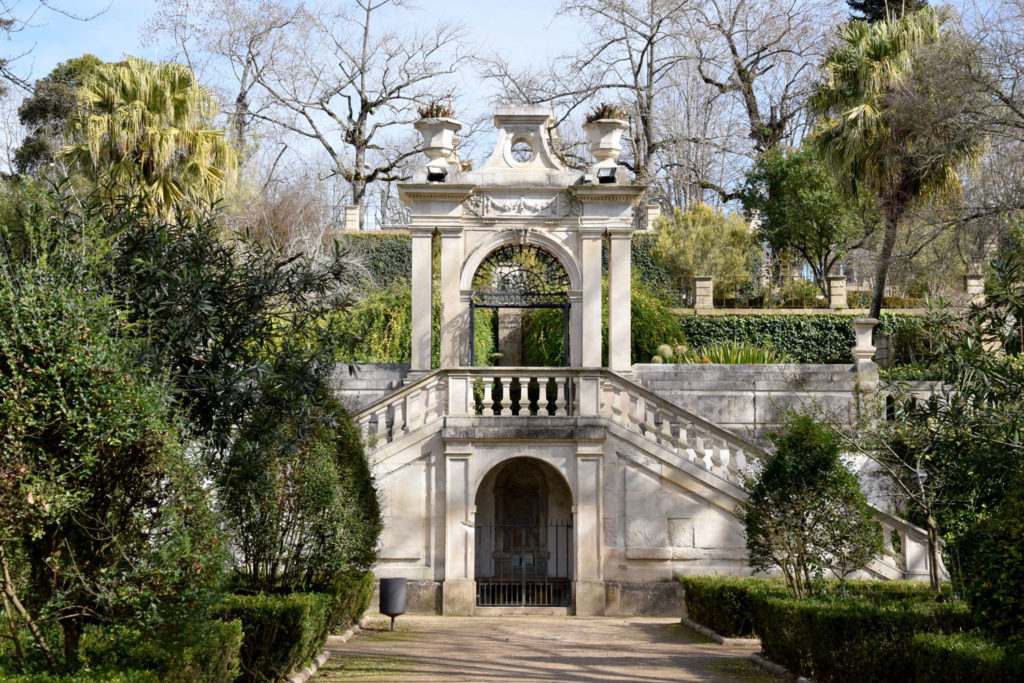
(214, 592, 334, 683)
(738, 413, 883, 598)
(679, 576, 788, 637)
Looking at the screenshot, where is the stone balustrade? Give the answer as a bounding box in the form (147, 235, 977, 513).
(357, 367, 765, 488)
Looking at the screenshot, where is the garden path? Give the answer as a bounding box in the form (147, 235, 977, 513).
(315, 614, 777, 682)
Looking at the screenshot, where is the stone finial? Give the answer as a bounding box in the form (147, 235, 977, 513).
(852, 318, 878, 362)
(828, 275, 848, 310)
(413, 117, 462, 166)
(694, 276, 714, 309)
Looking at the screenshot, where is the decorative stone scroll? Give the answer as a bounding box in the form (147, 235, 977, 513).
(462, 191, 582, 219)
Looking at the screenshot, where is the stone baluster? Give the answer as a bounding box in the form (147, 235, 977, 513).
(375, 406, 389, 444)
(693, 435, 708, 469)
(610, 384, 626, 424)
(658, 407, 674, 448)
(482, 377, 495, 416)
(394, 398, 407, 437)
(677, 422, 690, 453)
(407, 389, 423, 431)
(358, 413, 373, 446)
(710, 438, 725, 477)
(499, 377, 513, 416)
(729, 448, 747, 483)
(554, 376, 568, 416)
(628, 394, 642, 432)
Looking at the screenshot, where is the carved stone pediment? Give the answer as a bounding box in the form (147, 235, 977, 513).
(463, 191, 582, 219)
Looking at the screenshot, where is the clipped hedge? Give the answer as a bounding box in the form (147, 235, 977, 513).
(679, 576, 788, 637)
(676, 313, 855, 363)
(910, 632, 1024, 682)
(214, 592, 334, 682)
(748, 593, 974, 682)
(334, 232, 412, 287)
(331, 571, 375, 633)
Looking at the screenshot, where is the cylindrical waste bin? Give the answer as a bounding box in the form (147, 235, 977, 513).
(379, 578, 407, 630)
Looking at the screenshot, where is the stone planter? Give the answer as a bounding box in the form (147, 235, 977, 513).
(852, 317, 878, 361)
(582, 118, 628, 167)
(413, 117, 462, 165)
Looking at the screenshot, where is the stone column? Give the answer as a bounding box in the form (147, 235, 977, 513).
(575, 442, 604, 615)
(442, 444, 474, 615)
(568, 291, 583, 367)
(410, 230, 433, 372)
(607, 232, 632, 372)
(438, 228, 464, 368)
(580, 229, 604, 367)
(694, 276, 714, 309)
(344, 205, 360, 231)
(828, 275, 848, 310)
(965, 274, 985, 305)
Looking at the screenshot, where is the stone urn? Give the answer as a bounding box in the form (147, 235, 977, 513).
(582, 118, 629, 167)
(413, 117, 462, 165)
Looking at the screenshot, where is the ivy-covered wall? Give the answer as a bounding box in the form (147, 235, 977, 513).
(334, 232, 412, 287)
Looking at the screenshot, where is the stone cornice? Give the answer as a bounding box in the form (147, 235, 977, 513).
(398, 183, 476, 204)
(567, 184, 647, 207)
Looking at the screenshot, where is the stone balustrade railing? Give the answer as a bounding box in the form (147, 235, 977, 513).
(357, 367, 765, 488)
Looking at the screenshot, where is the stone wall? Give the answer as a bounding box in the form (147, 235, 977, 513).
(633, 363, 866, 444)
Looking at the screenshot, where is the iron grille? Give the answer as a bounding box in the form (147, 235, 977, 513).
(475, 522, 573, 607)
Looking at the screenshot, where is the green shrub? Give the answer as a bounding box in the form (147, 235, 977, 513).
(953, 474, 1024, 643)
(79, 619, 243, 683)
(0, 672, 159, 682)
(330, 571, 375, 632)
(676, 340, 792, 363)
(748, 593, 974, 682)
(679, 576, 788, 637)
(910, 632, 1024, 682)
(611, 276, 685, 364)
(676, 313, 854, 363)
(332, 232, 412, 288)
(214, 592, 334, 682)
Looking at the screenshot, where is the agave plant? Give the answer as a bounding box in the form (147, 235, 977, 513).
(677, 340, 792, 364)
(417, 101, 455, 119)
(585, 102, 627, 122)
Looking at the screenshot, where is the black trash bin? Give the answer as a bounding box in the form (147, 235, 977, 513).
(379, 577, 407, 630)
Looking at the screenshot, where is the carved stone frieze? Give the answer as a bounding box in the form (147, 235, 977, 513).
(462, 191, 582, 219)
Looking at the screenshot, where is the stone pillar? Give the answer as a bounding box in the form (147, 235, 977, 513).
(828, 275, 848, 310)
(694, 276, 714, 309)
(645, 203, 661, 231)
(607, 233, 632, 372)
(580, 229, 604, 367)
(442, 444, 474, 615)
(852, 317, 878, 362)
(410, 230, 433, 372)
(496, 309, 522, 366)
(569, 291, 583, 367)
(965, 274, 985, 305)
(438, 228, 463, 367)
(575, 442, 604, 615)
(344, 205, 360, 231)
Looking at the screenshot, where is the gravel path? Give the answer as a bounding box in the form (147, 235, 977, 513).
(316, 614, 777, 682)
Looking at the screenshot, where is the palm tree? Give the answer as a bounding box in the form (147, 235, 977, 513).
(61, 56, 236, 217)
(810, 8, 985, 319)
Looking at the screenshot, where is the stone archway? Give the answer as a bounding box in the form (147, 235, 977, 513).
(473, 458, 573, 607)
(469, 243, 572, 367)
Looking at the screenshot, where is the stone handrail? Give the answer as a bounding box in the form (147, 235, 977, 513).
(598, 370, 765, 486)
(356, 367, 765, 489)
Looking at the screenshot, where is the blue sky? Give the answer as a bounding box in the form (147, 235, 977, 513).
(4, 0, 581, 85)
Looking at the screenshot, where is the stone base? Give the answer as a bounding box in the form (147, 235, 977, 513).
(604, 581, 683, 616)
(575, 580, 606, 616)
(441, 579, 476, 615)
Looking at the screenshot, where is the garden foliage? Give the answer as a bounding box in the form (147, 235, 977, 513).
(739, 413, 883, 598)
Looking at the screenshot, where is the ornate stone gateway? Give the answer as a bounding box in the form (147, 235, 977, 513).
(470, 243, 571, 366)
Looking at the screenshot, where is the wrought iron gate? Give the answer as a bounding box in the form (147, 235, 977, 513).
(475, 522, 573, 607)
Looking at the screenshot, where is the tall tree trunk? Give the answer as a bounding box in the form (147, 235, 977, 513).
(869, 199, 903, 319)
(926, 513, 942, 593)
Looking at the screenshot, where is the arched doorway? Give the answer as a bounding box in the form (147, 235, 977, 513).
(474, 458, 573, 607)
(470, 243, 571, 367)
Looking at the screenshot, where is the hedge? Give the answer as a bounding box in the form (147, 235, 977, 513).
(214, 592, 334, 682)
(334, 232, 412, 288)
(331, 571, 375, 633)
(679, 576, 788, 637)
(748, 593, 974, 682)
(675, 314, 855, 363)
(910, 632, 1024, 682)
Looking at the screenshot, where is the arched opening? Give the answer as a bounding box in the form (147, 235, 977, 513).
(474, 458, 573, 607)
(470, 243, 570, 367)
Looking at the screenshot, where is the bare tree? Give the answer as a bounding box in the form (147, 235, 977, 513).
(244, 0, 467, 228)
(688, 0, 840, 200)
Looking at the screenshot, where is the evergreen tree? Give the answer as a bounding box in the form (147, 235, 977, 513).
(847, 0, 928, 24)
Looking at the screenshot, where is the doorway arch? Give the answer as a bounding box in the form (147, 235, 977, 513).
(474, 458, 573, 607)
(468, 242, 573, 367)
